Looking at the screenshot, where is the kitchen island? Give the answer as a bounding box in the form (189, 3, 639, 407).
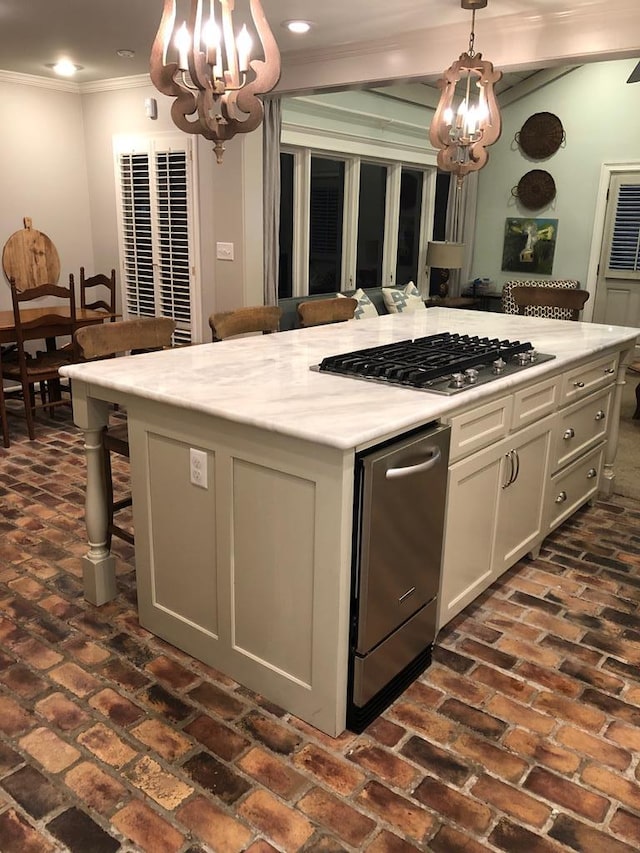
(62, 309, 638, 735)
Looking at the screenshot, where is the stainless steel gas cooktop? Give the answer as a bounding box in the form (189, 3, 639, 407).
(313, 332, 555, 395)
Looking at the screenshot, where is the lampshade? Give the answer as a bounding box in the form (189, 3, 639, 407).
(426, 241, 465, 269)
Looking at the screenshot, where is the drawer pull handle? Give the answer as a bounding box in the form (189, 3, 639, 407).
(594, 410, 606, 421)
(563, 428, 575, 440)
(398, 586, 416, 604)
(605, 368, 615, 375)
(555, 491, 568, 504)
(573, 381, 585, 388)
(502, 450, 515, 489)
(587, 468, 597, 479)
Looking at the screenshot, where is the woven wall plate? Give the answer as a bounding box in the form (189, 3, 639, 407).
(511, 169, 556, 210)
(515, 112, 565, 159)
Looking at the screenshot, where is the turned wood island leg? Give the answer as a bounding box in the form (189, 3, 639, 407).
(71, 389, 117, 605)
(601, 350, 632, 497)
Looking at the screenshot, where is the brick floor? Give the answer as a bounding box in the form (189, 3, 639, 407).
(1, 408, 640, 851)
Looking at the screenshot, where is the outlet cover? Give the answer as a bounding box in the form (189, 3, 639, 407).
(189, 448, 208, 489)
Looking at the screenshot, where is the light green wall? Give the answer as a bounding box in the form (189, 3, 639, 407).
(473, 58, 640, 291)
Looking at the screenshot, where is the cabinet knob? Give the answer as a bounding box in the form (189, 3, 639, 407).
(587, 468, 597, 479)
(573, 380, 585, 388)
(605, 367, 615, 375)
(563, 428, 575, 440)
(555, 491, 568, 504)
(594, 410, 606, 421)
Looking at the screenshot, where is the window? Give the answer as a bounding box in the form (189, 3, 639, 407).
(279, 146, 434, 297)
(310, 157, 345, 294)
(114, 134, 199, 344)
(357, 163, 387, 289)
(396, 169, 424, 288)
(279, 152, 294, 299)
(607, 176, 640, 277)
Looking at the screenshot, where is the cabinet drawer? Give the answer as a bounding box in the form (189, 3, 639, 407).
(548, 444, 604, 531)
(447, 395, 513, 462)
(512, 375, 558, 431)
(561, 353, 617, 403)
(553, 389, 611, 470)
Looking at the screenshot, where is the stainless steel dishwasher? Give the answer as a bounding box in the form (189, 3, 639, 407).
(347, 422, 450, 732)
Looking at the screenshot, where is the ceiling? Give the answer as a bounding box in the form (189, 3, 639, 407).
(0, 0, 622, 84)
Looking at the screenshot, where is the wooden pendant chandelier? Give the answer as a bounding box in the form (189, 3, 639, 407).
(150, 0, 281, 163)
(429, 0, 502, 184)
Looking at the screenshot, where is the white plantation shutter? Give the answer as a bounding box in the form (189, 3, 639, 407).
(114, 134, 198, 344)
(606, 175, 640, 280)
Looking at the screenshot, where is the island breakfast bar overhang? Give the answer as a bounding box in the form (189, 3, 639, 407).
(61, 308, 639, 736)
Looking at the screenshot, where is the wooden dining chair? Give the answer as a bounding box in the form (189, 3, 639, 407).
(510, 286, 590, 321)
(79, 267, 117, 318)
(297, 297, 358, 328)
(1, 278, 78, 441)
(74, 316, 176, 547)
(209, 305, 282, 341)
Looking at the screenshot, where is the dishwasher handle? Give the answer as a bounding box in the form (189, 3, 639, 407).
(385, 446, 442, 479)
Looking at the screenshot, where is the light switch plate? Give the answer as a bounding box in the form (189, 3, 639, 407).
(216, 241, 234, 261)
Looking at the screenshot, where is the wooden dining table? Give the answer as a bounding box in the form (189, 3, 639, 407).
(0, 307, 117, 345)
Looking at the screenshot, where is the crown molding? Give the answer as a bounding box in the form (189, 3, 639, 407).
(79, 73, 151, 94)
(0, 69, 79, 92)
(0, 68, 152, 95)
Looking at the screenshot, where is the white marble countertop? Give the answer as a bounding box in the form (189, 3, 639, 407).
(61, 309, 639, 450)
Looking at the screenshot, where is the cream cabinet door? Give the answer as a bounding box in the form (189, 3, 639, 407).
(493, 415, 553, 574)
(438, 443, 502, 630)
(439, 414, 553, 631)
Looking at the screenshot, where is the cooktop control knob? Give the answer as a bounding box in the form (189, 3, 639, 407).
(449, 372, 465, 389)
(516, 352, 530, 365)
(528, 348, 537, 362)
(464, 368, 479, 384)
(492, 358, 506, 374)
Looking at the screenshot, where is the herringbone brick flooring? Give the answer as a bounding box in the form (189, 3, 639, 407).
(1, 408, 640, 852)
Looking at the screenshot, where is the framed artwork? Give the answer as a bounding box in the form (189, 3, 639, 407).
(501, 217, 558, 274)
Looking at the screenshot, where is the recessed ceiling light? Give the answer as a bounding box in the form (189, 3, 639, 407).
(283, 20, 313, 34)
(117, 49, 136, 59)
(46, 60, 83, 76)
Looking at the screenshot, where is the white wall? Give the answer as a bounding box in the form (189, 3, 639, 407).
(80, 80, 262, 341)
(0, 72, 264, 341)
(0, 77, 93, 312)
(472, 58, 640, 294)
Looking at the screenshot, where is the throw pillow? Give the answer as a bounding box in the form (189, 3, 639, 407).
(382, 282, 426, 314)
(337, 288, 379, 319)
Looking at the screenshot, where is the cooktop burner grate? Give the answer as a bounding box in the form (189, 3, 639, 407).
(313, 332, 555, 394)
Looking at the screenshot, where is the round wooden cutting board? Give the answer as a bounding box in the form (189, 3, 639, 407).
(2, 216, 61, 289)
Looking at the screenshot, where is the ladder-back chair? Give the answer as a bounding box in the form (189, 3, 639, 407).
(1, 278, 77, 441)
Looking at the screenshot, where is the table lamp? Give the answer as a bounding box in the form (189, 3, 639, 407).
(426, 241, 465, 298)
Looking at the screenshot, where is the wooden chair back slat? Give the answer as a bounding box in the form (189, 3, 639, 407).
(511, 286, 590, 321)
(80, 267, 117, 316)
(209, 305, 282, 341)
(74, 317, 176, 360)
(297, 297, 357, 328)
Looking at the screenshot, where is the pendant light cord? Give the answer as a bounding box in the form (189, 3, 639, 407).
(468, 9, 476, 56)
